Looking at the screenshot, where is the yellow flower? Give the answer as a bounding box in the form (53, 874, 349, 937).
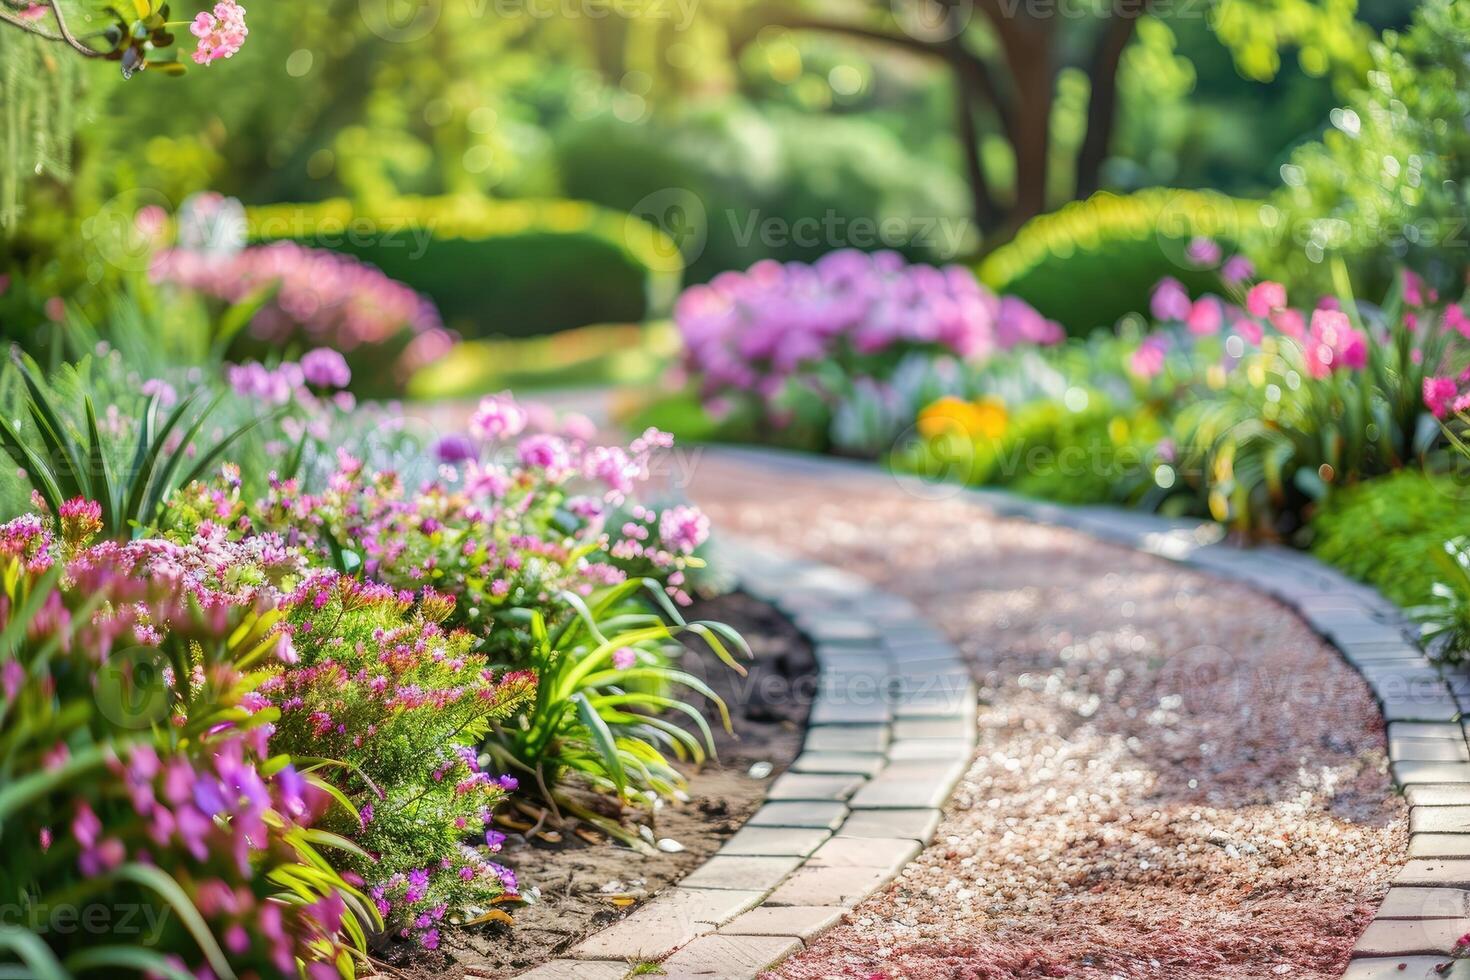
(918, 396, 1008, 441)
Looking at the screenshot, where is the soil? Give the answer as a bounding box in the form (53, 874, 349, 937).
(384, 590, 814, 979)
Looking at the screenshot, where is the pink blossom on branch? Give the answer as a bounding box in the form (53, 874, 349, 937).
(190, 0, 248, 66)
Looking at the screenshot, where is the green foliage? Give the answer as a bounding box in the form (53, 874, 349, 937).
(245, 195, 682, 340)
(486, 578, 747, 848)
(554, 102, 972, 284)
(0, 30, 80, 228)
(0, 354, 276, 534)
(1259, 0, 1470, 298)
(978, 189, 1263, 334)
(1311, 469, 1468, 607)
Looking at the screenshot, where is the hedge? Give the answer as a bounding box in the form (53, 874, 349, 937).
(246, 195, 683, 340)
(979, 189, 1265, 335)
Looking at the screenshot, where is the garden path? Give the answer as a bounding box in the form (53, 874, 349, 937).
(682, 447, 1403, 979)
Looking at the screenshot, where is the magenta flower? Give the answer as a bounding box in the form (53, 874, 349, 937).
(658, 505, 709, 555)
(1128, 335, 1169, 380)
(612, 647, 637, 670)
(1302, 309, 1368, 379)
(300, 348, 352, 389)
(470, 394, 528, 442)
(1186, 237, 1222, 267)
(1425, 377, 1459, 419)
(1149, 277, 1192, 322)
(1246, 281, 1287, 318)
(1186, 297, 1223, 336)
(1221, 255, 1255, 286)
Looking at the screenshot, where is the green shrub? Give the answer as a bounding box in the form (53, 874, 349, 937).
(978, 188, 1263, 335)
(1259, 0, 1470, 300)
(554, 103, 972, 284)
(1310, 469, 1466, 608)
(246, 195, 682, 340)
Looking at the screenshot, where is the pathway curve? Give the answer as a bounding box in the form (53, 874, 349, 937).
(683, 448, 1405, 979)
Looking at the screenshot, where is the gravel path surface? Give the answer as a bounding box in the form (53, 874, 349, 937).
(685, 450, 1405, 980)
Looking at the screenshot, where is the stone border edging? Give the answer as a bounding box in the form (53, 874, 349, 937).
(515, 533, 979, 980)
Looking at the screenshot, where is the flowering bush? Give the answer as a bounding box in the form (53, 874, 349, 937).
(262, 573, 535, 947)
(152, 239, 452, 395)
(0, 509, 369, 978)
(675, 250, 1062, 442)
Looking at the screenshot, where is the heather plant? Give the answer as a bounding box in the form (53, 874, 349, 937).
(0, 509, 371, 979)
(260, 573, 535, 948)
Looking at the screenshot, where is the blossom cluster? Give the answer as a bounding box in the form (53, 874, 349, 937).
(675, 249, 1063, 413)
(151, 240, 453, 383)
(190, 0, 248, 65)
(0, 519, 354, 977)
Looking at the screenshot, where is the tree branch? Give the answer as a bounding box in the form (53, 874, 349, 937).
(0, 0, 106, 56)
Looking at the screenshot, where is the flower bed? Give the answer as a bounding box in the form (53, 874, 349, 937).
(0, 357, 748, 976)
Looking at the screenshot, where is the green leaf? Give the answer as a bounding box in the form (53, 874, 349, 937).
(572, 692, 627, 798)
(0, 926, 67, 980)
(108, 864, 235, 980)
(66, 946, 193, 979)
(84, 396, 118, 532)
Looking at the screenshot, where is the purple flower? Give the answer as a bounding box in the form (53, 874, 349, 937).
(470, 394, 528, 442)
(612, 647, 637, 670)
(1186, 237, 1222, 267)
(435, 433, 476, 464)
(1222, 255, 1255, 286)
(300, 348, 352, 390)
(1149, 277, 1192, 322)
(658, 505, 709, 555)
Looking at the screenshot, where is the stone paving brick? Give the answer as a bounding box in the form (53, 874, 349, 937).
(1407, 785, 1470, 807)
(891, 717, 975, 740)
(719, 826, 832, 858)
(837, 807, 942, 843)
(1354, 918, 1469, 955)
(569, 888, 763, 960)
(1343, 959, 1470, 980)
(680, 855, 805, 891)
(766, 772, 865, 801)
(1408, 833, 1470, 859)
(1411, 807, 1470, 834)
(658, 933, 802, 979)
(799, 617, 880, 644)
(849, 760, 968, 809)
(887, 738, 974, 760)
(764, 865, 893, 908)
(790, 752, 886, 777)
(747, 800, 848, 831)
(512, 960, 632, 979)
(801, 724, 890, 753)
(1391, 738, 1470, 762)
(808, 835, 921, 871)
(1381, 697, 1462, 724)
(808, 698, 893, 726)
(892, 688, 978, 721)
(1392, 722, 1468, 740)
(1396, 860, 1470, 888)
(719, 905, 845, 941)
(1394, 761, 1470, 784)
(1376, 887, 1470, 919)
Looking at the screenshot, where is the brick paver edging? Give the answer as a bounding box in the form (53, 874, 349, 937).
(515, 532, 979, 979)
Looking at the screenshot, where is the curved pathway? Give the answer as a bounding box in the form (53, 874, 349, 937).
(681, 448, 1407, 979)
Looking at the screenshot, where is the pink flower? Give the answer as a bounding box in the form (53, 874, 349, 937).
(1128, 335, 1168, 380)
(1246, 281, 1287, 318)
(1186, 297, 1223, 336)
(1403, 269, 1437, 307)
(1445, 305, 1470, 339)
(1221, 255, 1254, 286)
(658, 505, 709, 555)
(1270, 308, 1306, 340)
(516, 434, 570, 474)
(1186, 237, 1222, 267)
(470, 394, 527, 442)
(1425, 377, 1459, 419)
(190, 0, 248, 65)
(1303, 309, 1368, 379)
(300, 348, 351, 389)
(1150, 277, 1192, 322)
(612, 647, 637, 670)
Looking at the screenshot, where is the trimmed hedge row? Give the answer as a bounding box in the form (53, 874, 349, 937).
(979, 189, 1265, 335)
(246, 195, 683, 340)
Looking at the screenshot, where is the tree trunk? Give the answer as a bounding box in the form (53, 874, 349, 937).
(1075, 0, 1148, 198)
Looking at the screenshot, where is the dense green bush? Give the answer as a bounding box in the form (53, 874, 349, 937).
(554, 102, 972, 284)
(1311, 469, 1467, 610)
(247, 195, 681, 340)
(978, 189, 1263, 335)
(1259, 0, 1470, 299)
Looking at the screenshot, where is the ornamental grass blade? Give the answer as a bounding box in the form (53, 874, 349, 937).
(109, 864, 235, 980)
(84, 395, 118, 532)
(572, 691, 627, 799)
